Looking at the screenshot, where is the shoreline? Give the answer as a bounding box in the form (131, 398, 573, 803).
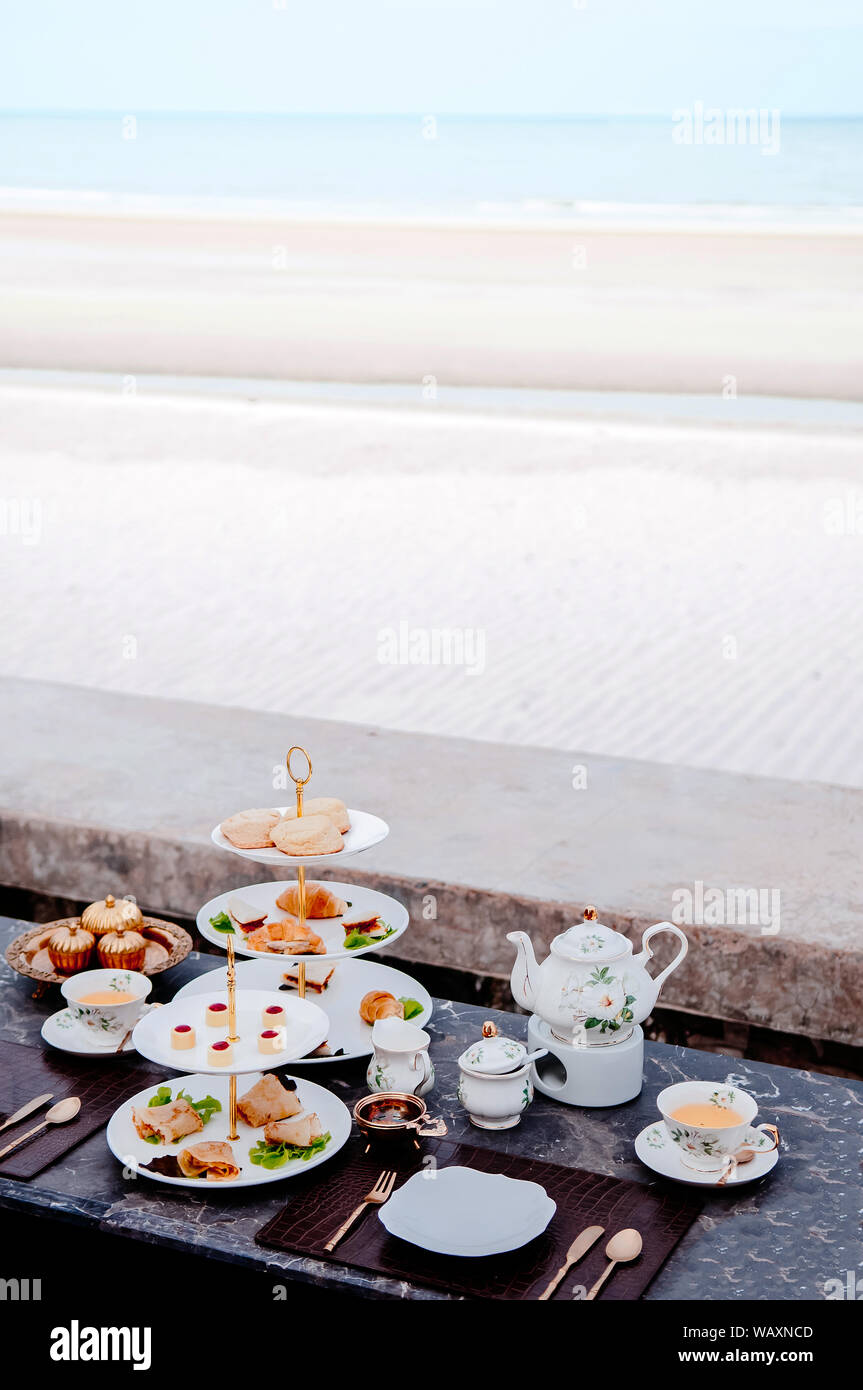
(3, 369, 863, 433)
(2, 207, 862, 399)
(2, 188, 863, 236)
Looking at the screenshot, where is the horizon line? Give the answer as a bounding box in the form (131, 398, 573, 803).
(2, 108, 863, 121)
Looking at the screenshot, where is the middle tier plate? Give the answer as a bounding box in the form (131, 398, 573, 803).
(131, 988, 329, 1075)
(173, 958, 433, 1064)
(197, 880, 409, 961)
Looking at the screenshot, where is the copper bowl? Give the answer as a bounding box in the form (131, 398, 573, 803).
(353, 1093, 447, 1149)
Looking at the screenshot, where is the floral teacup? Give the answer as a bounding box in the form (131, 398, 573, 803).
(657, 1081, 779, 1172)
(60, 969, 151, 1042)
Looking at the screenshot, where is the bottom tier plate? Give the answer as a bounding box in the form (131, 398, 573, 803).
(106, 1071, 352, 1189)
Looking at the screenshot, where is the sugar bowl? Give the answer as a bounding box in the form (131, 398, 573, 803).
(456, 1021, 546, 1130)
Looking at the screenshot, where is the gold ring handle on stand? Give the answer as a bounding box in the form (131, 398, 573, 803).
(286, 746, 313, 997)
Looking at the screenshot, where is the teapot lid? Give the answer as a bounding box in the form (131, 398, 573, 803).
(551, 906, 630, 963)
(458, 1021, 528, 1076)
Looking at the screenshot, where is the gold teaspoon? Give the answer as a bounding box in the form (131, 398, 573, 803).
(585, 1228, 643, 1301)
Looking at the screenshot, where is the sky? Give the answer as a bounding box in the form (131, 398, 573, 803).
(2, 0, 862, 116)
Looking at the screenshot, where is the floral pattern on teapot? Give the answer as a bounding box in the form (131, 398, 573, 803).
(559, 963, 637, 1035)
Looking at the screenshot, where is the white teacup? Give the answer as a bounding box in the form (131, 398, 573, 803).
(658, 1080, 779, 1172)
(61, 968, 152, 1042)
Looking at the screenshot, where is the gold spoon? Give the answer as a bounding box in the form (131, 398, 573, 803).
(585, 1228, 643, 1301)
(715, 1146, 757, 1186)
(0, 1096, 82, 1160)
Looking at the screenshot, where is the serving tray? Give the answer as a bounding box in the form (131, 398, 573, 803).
(5, 917, 193, 987)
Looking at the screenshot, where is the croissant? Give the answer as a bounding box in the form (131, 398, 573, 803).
(275, 882, 348, 919)
(359, 990, 405, 1025)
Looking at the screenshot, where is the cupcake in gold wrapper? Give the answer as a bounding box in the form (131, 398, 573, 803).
(96, 924, 147, 972)
(81, 893, 144, 938)
(47, 920, 95, 974)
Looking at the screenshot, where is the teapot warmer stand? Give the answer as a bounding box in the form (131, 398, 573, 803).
(527, 1015, 644, 1108)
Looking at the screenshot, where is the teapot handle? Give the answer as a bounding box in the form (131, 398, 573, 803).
(636, 922, 688, 992)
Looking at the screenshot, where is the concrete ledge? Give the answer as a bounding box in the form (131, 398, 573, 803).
(1, 677, 862, 1046)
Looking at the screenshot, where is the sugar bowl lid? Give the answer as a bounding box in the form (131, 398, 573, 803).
(458, 1021, 528, 1076)
(551, 905, 630, 963)
(80, 893, 144, 935)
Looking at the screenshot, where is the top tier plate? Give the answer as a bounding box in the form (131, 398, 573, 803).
(211, 807, 389, 867)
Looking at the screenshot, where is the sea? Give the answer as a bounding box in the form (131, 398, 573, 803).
(0, 112, 861, 224)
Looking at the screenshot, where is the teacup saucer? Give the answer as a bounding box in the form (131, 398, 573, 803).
(634, 1122, 779, 1187)
(41, 1006, 140, 1057)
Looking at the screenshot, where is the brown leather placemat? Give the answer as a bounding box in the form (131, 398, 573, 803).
(256, 1136, 701, 1300)
(0, 1038, 165, 1179)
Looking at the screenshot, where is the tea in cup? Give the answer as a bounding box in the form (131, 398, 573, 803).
(657, 1081, 779, 1172)
(61, 968, 152, 1042)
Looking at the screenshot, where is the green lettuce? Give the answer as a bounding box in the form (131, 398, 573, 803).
(248, 1132, 331, 1169)
(343, 922, 395, 951)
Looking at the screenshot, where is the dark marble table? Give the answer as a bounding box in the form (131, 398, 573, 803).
(1, 915, 860, 1300)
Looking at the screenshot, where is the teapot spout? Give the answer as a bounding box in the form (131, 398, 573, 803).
(506, 931, 539, 1013)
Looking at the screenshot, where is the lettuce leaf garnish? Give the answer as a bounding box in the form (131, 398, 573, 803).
(248, 1133, 331, 1168)
(343, 923, 395, 950)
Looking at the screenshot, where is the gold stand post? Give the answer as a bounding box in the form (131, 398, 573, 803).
(228, 1075, 238, 1141)
(226, 934, 240, 1138)
(286, 746, 313, 999)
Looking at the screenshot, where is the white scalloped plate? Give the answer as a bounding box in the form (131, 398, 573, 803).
(131, 988, 328, 1075)
(211, 807, 389, 867)
(379, 1166, 557, 1256)
(106, 1071, 351, 1189)
(196, 880, 409, 962)
(173, 957, 432, 1063)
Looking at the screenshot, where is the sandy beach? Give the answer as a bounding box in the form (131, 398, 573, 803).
(2, 380, 862, 788)
(1, 208, 862, 398)
(2, 206, 862, 788)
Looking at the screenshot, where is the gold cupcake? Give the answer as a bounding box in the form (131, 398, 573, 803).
(81, 894, 144, 938)
(47, 920, 95, 974)
(96, 924, 148, 971)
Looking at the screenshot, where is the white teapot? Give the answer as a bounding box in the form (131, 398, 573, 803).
(507, 906, 687, 1044)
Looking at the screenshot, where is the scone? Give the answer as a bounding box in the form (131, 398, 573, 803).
(220, 808, 280, 849)
(279, 797, 350, 835)
(271, 814, 343, 857)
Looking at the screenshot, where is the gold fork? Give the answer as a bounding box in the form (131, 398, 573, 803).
(323, 1170, 397, 1252)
